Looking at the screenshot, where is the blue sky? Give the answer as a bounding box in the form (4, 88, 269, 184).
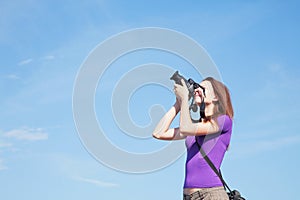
(1, 0, 300, 199)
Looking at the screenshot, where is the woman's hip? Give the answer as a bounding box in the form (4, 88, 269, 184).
(183, 186, 228, 200)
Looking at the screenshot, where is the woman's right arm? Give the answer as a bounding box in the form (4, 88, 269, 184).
(152, 101, 187, 140)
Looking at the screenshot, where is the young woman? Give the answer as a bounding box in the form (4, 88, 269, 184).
(153, 77, 234, 200)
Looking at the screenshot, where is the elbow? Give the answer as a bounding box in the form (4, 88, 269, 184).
(152, 132, 161, 139)
(152, 131, 172, 140)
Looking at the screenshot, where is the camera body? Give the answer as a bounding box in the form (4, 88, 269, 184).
(170, 71, 196, 98)
(170, 71, 206, 120)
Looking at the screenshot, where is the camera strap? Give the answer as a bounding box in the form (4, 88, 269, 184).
(195, 137, 233, 194)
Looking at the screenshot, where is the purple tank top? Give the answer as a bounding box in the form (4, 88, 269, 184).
(183, 115, 232, 188)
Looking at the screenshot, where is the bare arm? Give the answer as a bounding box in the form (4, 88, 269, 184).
(152, 101, 187, 140)
(179, 97, 219, 136)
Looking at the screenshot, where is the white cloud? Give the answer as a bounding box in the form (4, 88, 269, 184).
(0, 141, 9, 170)
(41, 55, 55, 60)
(253, 135, 300, 151)
(0, 159, 8, 170)
(0, 127, 47, 170)
(72, 176, 119, 188)
(3, 127, 48, 141)
(268, 63, 282, 73)
(16, 55, 55, 67)
(6, 74, 20, 80)
(18, 58, 33, 66)
(0, 141, 13, 148)
(232, 135, 300, 158)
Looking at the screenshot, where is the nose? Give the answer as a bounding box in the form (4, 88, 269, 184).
(194, 88, 203, 97)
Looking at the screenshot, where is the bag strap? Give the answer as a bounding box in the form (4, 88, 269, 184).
(195, 137, 232, 193)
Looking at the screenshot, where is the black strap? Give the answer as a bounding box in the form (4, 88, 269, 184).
(195, 137, 232, 193)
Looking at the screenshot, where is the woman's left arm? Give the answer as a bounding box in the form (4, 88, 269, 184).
(179, 97, 219, 136)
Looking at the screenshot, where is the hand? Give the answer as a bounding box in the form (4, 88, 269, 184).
(174, 79, 189, 102)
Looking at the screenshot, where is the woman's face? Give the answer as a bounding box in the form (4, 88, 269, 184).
(194, 80, 217, 117)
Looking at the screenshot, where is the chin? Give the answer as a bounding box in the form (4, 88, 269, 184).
(194, 97, 202, 104)
(205, 113, 213, 117)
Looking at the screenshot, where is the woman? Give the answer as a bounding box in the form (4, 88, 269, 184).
(153, 77, 234, 200)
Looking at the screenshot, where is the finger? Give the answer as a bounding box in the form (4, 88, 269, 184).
(174, 83, 181, 89)
(181, 79, 187, 87)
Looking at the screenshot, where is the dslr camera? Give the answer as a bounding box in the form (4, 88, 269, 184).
(170, 71, 205, 98)
(170, 71, 206, 119)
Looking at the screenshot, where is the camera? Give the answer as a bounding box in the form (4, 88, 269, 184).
(170, 71, 197, 98)
(170, 71, 206, 120)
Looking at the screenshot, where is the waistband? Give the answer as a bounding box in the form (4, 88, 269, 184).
(183, 186, 225, 200)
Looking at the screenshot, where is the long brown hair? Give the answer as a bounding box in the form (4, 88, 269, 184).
(203, 77, 234, 119)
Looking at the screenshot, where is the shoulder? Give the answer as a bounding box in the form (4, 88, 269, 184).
(216, 115, 232, 132)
